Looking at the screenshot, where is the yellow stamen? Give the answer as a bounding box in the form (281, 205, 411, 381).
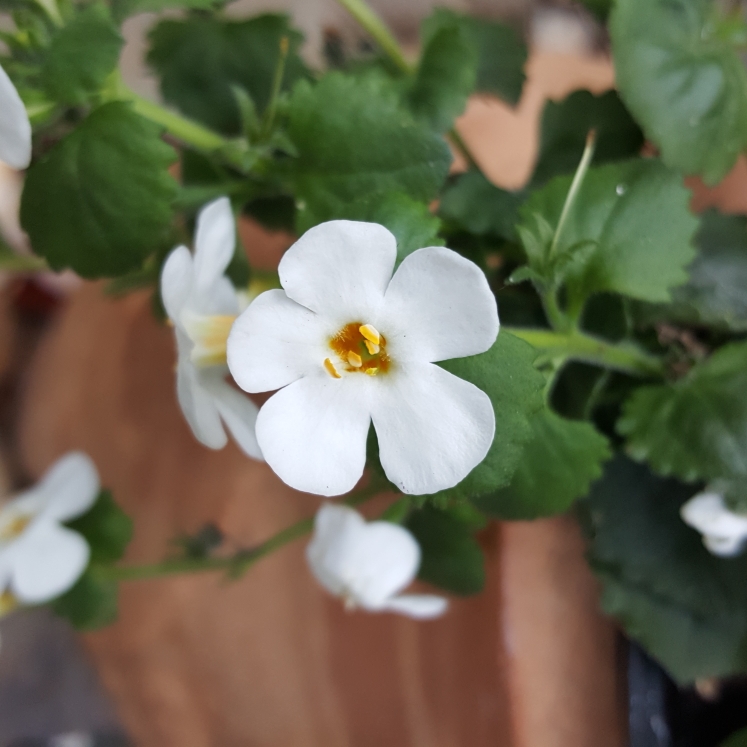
(347, 351, 363, 368)
(364, 340, 380, 355)
(324, 358, 341, 379)
(359, 324, 380, 346)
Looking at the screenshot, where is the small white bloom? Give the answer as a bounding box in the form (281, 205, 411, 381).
(307, 503, 447, 619)
(227, 220, 498, 496)
(0, 452, 99, 609)
(0, 63, 31, 170)
(161, 197, 262, 459)
(681, 490, 747, 557)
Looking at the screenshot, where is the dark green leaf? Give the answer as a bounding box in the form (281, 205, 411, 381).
(406, 505, 485, 595)
(52, 567, 119, 630)
(584, 456, 747, 684)
(521, 159, 697, 305)
(288, 72, 451, 228)
(722, 729, 747, 747)
(20, 102, 177, 278)
(66, 490, 133, 565)
(431, 331, 544, 502)
(475, 407, 610, 519)
(610, 0, 747, 184)
(618, 341, 747, 482)
(147, 15, 309, 136)
(41, 4, 122, 105)
(579, 0, 612, 21)
(532, 90, 644, 186)
(438, 170, 525, 240)
(409, 21, 477, 132)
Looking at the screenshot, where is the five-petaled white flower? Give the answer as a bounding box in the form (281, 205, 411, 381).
(681, 489, 747, 557)
(161, 197, 262, 459)
(0, 63, 31, 170)
(227, 220, 498, 496)
(0, 452, 99, 613)
(307, 503, 447, 619)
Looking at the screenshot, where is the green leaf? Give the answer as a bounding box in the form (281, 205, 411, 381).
(421, 9, 527, 105)
(52, 567, 119, 630)
(113, 0, 218, 22)
(41, 4, 122, 105)
(610, 0, 747, 184)
(475, 407, 610, 519)
(408, 20, 477, 133)
(438, 170, 525, 240)
(405, 505, 485, 595)
(521, 158, 697, 305)
(583, 456, 747, 684)
(532, 90, 644, 186)
(147, 15, 309, 136)
(430, 331, 545, 502)
(618, 341, 747, 482)
(288, 72, 451, 228)
(636, 210, 747, 332)
(66, 490, 133, 565)
(20, 102, 177, 279)
(578, 0, 612, 21)
(722, 729, 747, 747)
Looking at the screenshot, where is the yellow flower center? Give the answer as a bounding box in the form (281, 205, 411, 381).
(324, 323, 390, 378)
(0, 514, 31, 542)
(182, 313, 237, 366)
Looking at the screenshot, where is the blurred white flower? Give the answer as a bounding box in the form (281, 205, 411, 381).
(0, 63, 31, 170)
(680, 490, 747, 557)
(161, 197, 262, 459)
(227, 220, 498, 497)
(307, 503, 447, 619)
(0, 452, 99, 610)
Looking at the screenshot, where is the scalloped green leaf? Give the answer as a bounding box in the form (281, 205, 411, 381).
(52, 567, 118, 630)
(475, 407, 610, 519)
(610, 0, 747, 184)
(618, 341, 747, 482)
(66, 490, 133, 564)
(20, 102, 177, 278)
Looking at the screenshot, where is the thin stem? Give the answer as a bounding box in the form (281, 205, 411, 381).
(0, 250, 48, 273)
(506, 326, 665, 378)
(548, 130, 596, 261)
(449, 127, 479, 171)
(333, 0, 413, 74)
(33, 0, 63, 26)
(261, 36, 289, 139)
(101, 475, 390, 583)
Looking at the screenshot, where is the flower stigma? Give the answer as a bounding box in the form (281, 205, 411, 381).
(327, 323, 390, 378)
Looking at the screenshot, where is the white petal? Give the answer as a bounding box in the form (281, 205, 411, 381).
(307, 504, 367, 597)
(680, 492, 747, 538)
(371, 362, 494, 495)
(201, 370, 263, 460)
(278, 221, 396, 322)
(227, 290, 331, 393)
(255, 375, 371, 496)
(161, 245, 194, 322)
(0, 64, 31, 170)
(382, 594, 449, 619)
(193, 197, 235, 292)
(176, 352, 227, 450)
(36, 452, 99, 523)
(378, 247, 499, 364)
(10, 523, 89, 604)
(703, 533, 747, 557)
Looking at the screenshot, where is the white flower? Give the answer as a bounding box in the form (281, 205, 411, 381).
(161, 197, 262, 459)
(227, 220, 498, 496)
(0, 452, 99, 609)
(681, 490, 747, 557)
(0, 63, 31, 170)
(307, 504, 447, 619)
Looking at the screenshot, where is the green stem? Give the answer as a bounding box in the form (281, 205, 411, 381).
(101, 476, 389, 583)
(333, 0, 413, 74)
(506, 327, 664, 378)
(0, 250, 48, 273)
(449, 127, 480, 171)
(261, 36, 289, 139)
(548, 130, 596, 261)
(33, 0, 63, 26)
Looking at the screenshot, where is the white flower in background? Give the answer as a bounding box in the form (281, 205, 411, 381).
(161, 197, 262, 459)
(681, 490, 747, 557)
(0, 63, 31, 170)
(307, 504, 447, 619)
(0, 452, 99, 611)
(227, 220, 498, 497)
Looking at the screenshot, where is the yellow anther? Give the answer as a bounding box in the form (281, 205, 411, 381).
(359, 324, 380, 346)
(364, 340, 380, 355)
(364, 367, 379, 376)
(324, 358, 341, 379)
(347, 351, 363, 368)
